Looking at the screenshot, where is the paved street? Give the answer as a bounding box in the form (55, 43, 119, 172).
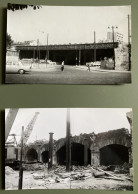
(5, 65, 131, 84)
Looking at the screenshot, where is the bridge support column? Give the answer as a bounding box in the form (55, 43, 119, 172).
(91, 150, 100, 166)
(37, 148, 41, 162)
(48, 132, 54, 169)
(84, 138, 88, 166)
(79, 50, 81, 65)
(53, 148, 57, 165)
(128, 147, 132, 166)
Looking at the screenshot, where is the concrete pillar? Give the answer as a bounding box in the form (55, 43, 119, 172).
(79, 50, 81, 65)
(128, 147, 132, 166)
(53, 147, 57, 165)
(48, 132, 54, 169)
(84, 138, 88, 166)
(47, 50, 49, 60)
(37, 148, 41, 162)
(76, 50, 78, 65)
(91, 150, 100, 166)
(66, 108, 71, 172)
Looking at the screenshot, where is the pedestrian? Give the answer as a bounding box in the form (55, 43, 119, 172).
(87, 63, 91, 72)
(61, 61, 64, 71)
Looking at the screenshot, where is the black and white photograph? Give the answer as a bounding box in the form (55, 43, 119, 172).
(6, 4, 131, 84)
(5, 108, 133, 190)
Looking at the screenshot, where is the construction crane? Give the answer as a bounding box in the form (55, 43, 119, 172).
(5, 111, 40, 170)
(5, 109, 19, 142)
(18, 112, 39, 145)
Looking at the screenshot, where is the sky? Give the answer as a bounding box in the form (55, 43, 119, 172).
(5, 108, 132, 144)
(7, 5, 131, 45)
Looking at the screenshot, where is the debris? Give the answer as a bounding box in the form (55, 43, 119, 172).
(5, 166, 15, 175)
(129, 168, 133, 177)
(33, 173, 44, 180)
(24, 163, 45, 171)
(93, 171, 105, 178)
(96, 167, 125, 181)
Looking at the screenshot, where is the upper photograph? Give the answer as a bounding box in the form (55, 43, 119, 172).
(5, 4, 131, 84)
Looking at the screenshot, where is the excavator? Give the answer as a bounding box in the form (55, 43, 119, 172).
(5, 109, 39, 169)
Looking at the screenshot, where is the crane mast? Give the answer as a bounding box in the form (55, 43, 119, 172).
(21, 112, 39, 145)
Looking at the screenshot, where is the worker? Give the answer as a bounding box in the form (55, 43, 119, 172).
(61, 61, 64, 71)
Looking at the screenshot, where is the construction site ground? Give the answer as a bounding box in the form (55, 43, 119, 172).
(5, 164, 133, 190)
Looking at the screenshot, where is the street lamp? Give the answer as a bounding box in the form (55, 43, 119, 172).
(46, 33, 49, 66)
(128, 14, 131, 71)
(108, 26, 118, 70)
(39, 31, 49, 67)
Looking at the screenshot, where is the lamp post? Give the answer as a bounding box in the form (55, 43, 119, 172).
(39, 31, 49, 67)
(94, 31, 96, 62)
(46, 33, 49, 66)
(108, 26, 118, 70)
(128, 14, 131, 71)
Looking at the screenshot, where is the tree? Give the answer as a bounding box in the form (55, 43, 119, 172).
(8, 3, 41, 11)
(6, 33, 13, 49)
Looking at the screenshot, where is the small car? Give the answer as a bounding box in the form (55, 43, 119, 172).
(6, 60, 31, 74)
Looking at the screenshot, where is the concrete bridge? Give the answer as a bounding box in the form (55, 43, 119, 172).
(24, 128, 132, 167)
(15, 42, 118, 65)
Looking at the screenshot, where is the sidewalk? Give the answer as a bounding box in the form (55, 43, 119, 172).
(74, 65, 131, 73)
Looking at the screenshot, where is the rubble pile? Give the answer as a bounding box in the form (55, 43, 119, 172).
(5, 166, 16, 175)
(29, 164, 132, 184)
(100, 163, 130, 174)
(24, 163, 45, 171)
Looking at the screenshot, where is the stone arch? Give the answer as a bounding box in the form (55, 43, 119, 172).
(90, 129, 132, 166)
(41, 151, 49, 163)
(55, 139, 66, 152)
(91, 128, 131, 152)
(99, 144, 129, 165)
(56, 139, 91, 165)
(26, 148, 38, 162)
(40, 144, 49, 154)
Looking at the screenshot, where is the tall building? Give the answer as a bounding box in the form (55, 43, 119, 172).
(107, 32, 123, 43)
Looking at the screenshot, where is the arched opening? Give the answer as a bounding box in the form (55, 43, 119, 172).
(26, 148, 38, 162)
(56, 142, 91, 165)
(71, 142, 91, 166)
(41, 151, 49, 163)
(100, 144, 129, 166)
(56, 145, 66, 165)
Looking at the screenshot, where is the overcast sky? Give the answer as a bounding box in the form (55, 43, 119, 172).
(7, 5, 131, 44)
(5, 108, 132, 144)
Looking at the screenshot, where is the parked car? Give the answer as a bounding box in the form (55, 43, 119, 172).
(93, 61, 101, 67)
(6, 60, 31, 74)
(40, 59, 57, 65)
(86, 61, 101, 67)
(47, 60, 57, 65)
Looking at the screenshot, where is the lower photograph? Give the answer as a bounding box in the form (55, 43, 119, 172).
(5, 108, 133, 190)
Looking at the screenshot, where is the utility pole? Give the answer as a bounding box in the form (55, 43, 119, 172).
(37, 39, 39, 63)
(128, 14, 131, 71)
(94, 31, 96, 62)
(46, 33, 49, 66)
(108, 26, 118, 70)
(66, 108, 71, 172)
(18, 126, 24, 190)
(112, 26, 115, 70)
